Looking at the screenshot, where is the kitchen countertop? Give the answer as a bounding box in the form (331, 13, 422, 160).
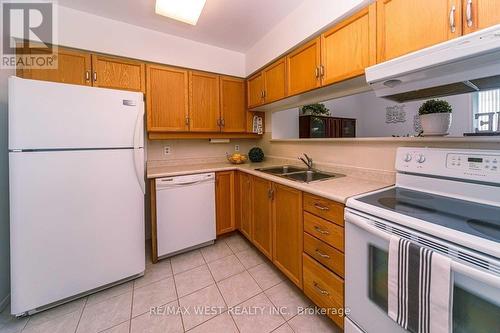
(147, 160, 394, 204)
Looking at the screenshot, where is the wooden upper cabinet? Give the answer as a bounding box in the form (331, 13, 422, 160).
(17, 47, 92, 86)
(220, 76, 246, 133)
(247, 73, 264, 108)
(321, 4, 376, 85)
(189, 71, 220, 132)
(216, 171, 235, 236)
(272, 184, 303, 288)
(239, 172, 253, 240)
(376, 0, 462, 62)
(262, 58, 287, 104)
(146, 64, 189, 132)
(91, 55, 145, 92)
(463, 0, 500, 34)
(251, 176, 273, 259)
(286, 37, 322, 96)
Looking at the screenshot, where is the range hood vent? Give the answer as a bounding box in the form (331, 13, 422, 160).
(366, 25, 500, 102)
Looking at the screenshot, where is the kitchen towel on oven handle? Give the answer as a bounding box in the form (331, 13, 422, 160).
(388, 236, 452, 333)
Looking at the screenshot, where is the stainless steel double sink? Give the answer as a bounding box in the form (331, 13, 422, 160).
(255, 165, 345, 183)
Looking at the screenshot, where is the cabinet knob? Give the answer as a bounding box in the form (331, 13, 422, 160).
(85, 71, 90, 82)
(93, 71, 97, 82)
(466, 0, 473, 27)
(449, 5, 456, 33)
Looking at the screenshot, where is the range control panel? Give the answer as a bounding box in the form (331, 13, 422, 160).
(396, 148, 500, 183)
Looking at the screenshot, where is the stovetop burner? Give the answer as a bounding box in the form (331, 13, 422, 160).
(357, 187, 500, 243)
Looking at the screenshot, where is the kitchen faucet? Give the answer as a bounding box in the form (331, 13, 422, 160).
(298, 153, 313, 170)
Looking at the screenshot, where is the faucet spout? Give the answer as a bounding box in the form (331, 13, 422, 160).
(298, 153, 313, 169)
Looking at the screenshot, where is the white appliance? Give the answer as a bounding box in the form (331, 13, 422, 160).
(345, 148, 500, 332)
(366, 24, 500, 102)
(156, 173, 216, 258)
(8, 77, 146, 316)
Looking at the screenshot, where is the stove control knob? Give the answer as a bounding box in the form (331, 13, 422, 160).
(416, 154, 426, 163)
(403, 153, 412, 162)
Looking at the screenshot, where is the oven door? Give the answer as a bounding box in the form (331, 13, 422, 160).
(345, 209, 500, 333)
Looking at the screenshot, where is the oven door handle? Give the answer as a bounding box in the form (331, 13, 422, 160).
(345, 211, 500, 289)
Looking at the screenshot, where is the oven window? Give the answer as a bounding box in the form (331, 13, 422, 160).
(367, 245, 500, 332)
(453, 285, 500, 333)
(368, 244, 388, 312)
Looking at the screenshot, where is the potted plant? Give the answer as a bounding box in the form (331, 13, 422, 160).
(418, 99, 452, 136)
(300, 103, 330, 116)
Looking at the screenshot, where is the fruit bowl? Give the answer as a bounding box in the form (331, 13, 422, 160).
(226, 153, 247, 164)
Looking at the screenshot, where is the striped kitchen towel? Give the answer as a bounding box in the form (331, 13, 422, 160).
(388, 236, 452, 333)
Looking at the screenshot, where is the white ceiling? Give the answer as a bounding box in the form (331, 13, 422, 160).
(57, 0, 304, 52)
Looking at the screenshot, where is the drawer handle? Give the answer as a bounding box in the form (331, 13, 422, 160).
(313, 282, 330, 296)
(314, 226, 330, 235)
(314, 203, 329, 211)
(315, 249, 330, 259)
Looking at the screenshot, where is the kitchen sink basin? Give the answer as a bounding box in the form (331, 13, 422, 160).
(256, 165, 308, 175)
(256, 166, 345, 183)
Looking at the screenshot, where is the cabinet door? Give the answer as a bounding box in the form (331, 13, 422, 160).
(321, 4, 376, 85)
(263, 58, 286, 104)
(272, 184, 303, 288)
(17, 47, 92, 86)
(286, 37, 321, 96)
(91, 55, 145, 92)
(247, 73, 264, 108)
(251, 176, 273, 259)
(376, 0, 462, 62)
(216, 171, 235, 235)
(463, 0, 500, 34)
(239, 172, 252, 240)
(220, 76, 246, 132)
(189, 71, 220, 132)
(146, 64, 189, 132)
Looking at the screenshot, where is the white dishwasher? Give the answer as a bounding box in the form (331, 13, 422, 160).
(156, 172, 216, 258)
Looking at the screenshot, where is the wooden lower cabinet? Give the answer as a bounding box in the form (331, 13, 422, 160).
(272, 183, 303, 288)
(251, 176, 273, 259)
(303, 254, 345, 329)
(239, 172, 253, 239)
(215, 171, 235, 235)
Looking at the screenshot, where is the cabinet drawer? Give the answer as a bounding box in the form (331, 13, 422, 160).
(303, 233, 344, 278)
(303, 253, 344, 328)
(304, 212, 344, 252)
(303, 193, 344, 226)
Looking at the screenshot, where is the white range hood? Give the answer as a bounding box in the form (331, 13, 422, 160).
(366, 24, 500, 102)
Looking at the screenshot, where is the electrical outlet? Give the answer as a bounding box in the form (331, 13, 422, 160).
(234, 145, 240, 152)
(164, 146, 172, 156)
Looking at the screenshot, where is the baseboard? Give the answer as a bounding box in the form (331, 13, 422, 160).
(0, 294, 10, 313)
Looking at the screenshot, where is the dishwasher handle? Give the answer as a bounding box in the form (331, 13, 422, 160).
(156, 173, 215, 190)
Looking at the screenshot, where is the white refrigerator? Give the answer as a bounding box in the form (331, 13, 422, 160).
(8, 77, 146, 316)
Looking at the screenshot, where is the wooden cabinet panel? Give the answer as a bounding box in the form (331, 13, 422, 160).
(303, 193, 344, 226)
(263, 58, 287, 103)
(146, 64, 189, 132)
(376, 0, 462, 62)
(304, 212, 344, 252)
(463, 0, 500, 34)
(17, 47, 92, 86)
(91, 55, 145, 92)
(247, 73, 264, 108)
(303, 254, 344, 329)
(286, 37, 322, 96)
(321, 4, 376, 85)
(303, 233, 344, 278)
(220, 76, 246, 133)
(239, 172, 253, 240)
(251, 176, 273, 259)
(189, 71, 220, 132)
(216, 171, 235, 235)
(272, 184, 303, 288)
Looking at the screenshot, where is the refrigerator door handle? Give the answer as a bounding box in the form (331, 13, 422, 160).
(133, 101, 145, 194)
(133, 104, 144, 149)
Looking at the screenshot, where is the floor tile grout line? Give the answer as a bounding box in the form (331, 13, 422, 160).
(128, 279, 134, 333)
(73, 297, 88, 333)
(170, 264, 186, 333)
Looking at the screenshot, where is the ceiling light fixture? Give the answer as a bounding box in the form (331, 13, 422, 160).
(155, 0, 207, 25)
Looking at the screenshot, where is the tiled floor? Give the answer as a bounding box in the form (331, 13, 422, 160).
(0, 233, 341, 333)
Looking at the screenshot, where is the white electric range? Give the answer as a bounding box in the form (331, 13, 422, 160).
(344, 148, 500, 333)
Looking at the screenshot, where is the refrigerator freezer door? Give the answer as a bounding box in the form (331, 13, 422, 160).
(8, 77, 144, 150)
(9, 149, 145, 315)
